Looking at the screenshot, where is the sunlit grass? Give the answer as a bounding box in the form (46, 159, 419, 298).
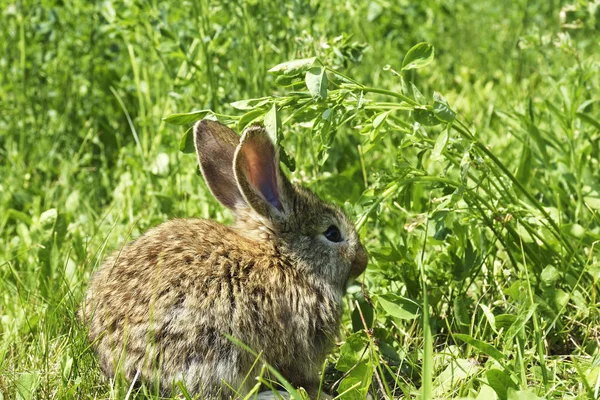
(1, 0, 599, 398)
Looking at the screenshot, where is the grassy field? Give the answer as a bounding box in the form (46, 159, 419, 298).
(1, 0, 599, 398)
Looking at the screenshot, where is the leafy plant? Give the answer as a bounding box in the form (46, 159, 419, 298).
(1, 0, 599, 398)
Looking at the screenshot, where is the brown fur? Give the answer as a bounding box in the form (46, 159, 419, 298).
(81, 120, 367, 398)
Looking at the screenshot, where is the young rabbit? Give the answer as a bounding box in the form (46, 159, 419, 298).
(82, 120, 368, 398)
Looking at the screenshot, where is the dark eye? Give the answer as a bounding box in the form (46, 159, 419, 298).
(324, 225, 343, 243)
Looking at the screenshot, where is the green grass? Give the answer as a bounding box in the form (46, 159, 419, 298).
(1, 0, 600, 398)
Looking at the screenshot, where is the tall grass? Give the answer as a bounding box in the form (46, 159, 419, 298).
(1, 0, 599, 398)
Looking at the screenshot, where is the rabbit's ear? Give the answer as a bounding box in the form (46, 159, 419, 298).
(194, 120, 246, 210)
(233, 126, 292, 219)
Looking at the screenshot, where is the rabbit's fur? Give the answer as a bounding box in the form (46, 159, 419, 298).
(81, 120, 368, 398)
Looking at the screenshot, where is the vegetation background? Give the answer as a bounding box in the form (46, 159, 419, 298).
(1, 0, 599, 398)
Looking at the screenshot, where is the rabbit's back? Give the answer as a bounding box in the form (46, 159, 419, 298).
(83, 218, 341, 396)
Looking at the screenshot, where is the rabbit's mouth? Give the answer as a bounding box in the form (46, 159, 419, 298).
(349, 244, 368, 278)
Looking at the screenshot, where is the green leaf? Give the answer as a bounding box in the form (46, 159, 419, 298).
(274, 74, 305, 87)
(264, 103, 280, 144)
(516, 141, 533, 185)
(305, 67, 328, 101)
(504, 303, 538, 343)
(410, 82, 427, 104)
(507, 388, 543, 400)
(337, 360, 373, 400)
(377, 294, 419, 320)
(433, 91, 456, 123)
(238, 108, 266, 130)
(413, 107, 441, 126)
(336, 330, 372, 398)
(576, 111, 600, 130)
(495, 314, 517, 330)
(402, 42, 435, 71)
(39, 208, 58, 229)
(479, 304, 498, 333)
(163, 109, 213, 126)
(351, 290, 374, 332)
(336, 331, 368, 371)
(268, 57, 317, 75)
(15, 372, 40, 400)
(179, 127, 194, 153)
(264, 104, 296, 171)
(372, 111, 390, 129)
(431, 129, 449, 160)
(369, 246, 402, 262)
(159, 26, 178, 41)
(541, 265, 560, 286)
(454, 333, 506, 363)
(432, 358, 479, 397)
(230, 97, 271, 111)
(370, 110, 391, 142)
(486, 369, 518, 400)
(453, 293, 472, 326)
(378, 340, 401, 362)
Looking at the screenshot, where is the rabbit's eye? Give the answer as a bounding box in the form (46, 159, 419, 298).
(324, 225, 343, 243)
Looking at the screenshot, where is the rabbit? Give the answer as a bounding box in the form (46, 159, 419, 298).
(81, 120, 368, 398)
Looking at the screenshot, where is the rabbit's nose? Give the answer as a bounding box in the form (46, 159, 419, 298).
(350, 244, 368, 278)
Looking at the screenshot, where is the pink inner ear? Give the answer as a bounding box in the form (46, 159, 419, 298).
(242, 141, 282, 211)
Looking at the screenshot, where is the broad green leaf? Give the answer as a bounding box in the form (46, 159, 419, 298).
(238, 108, 266, 130)
(230, 97, 271, 111)
(507, 388, 543, 400)
(479, 304, 497, 333)
(274, 74, 305, 87)
(495, 314, 518, 330)
(337, 360, 373, 400)
(476, 384, 499, 400)
(39, 208, 58, 229)
(402, 42, 435, 71)
(268, 57, 317, 75)
(378, 294, 419, 320)
(486, 369, 518, 400)
(541, 265, 560, 285)
(336, 331, 368, 371)
(351, 290, 374, 332)
(372, 111, 390, 129)
(431, 129, 449, 160)
(378, 340, 400, 362)
(584, 195, 600, 209)
(163, 109, 213, 126)
(370, 110, 391, 142)
(454, 333, 506, 363)
(433, 91, 456, 123)
(432, 358, 479, 397)
(179, 127, 194, 153)
(305, 67, 328, 101)
(413, 107, 441, 126)
(15, 372, 40, 400)
(410, 82, 427, 104)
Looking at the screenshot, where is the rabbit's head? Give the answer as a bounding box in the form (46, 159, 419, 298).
(194, 120, 367, 290)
